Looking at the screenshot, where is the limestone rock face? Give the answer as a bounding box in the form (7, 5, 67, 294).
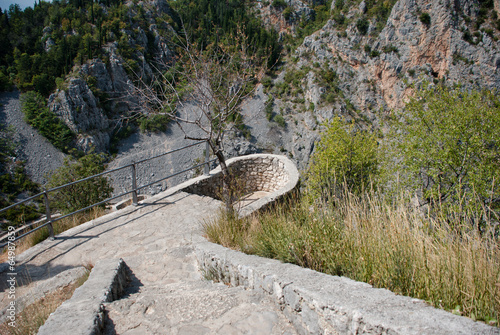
(244, 0, 500, 169)
(45, 0, 173, 154)
(48, 77, 110, 153)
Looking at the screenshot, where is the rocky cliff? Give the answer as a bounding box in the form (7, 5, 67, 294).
(41, 0, 500, 171)
(236, 0, 500, 169)
(46, 0, 173, 154)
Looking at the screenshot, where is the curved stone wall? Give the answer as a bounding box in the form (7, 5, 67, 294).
(182, 154, 299, 216)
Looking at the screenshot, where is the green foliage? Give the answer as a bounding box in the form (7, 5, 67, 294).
(356, 18, 369, 35)
(391, 84, 500, 220)
(264, 97, 275, 121)
(139, 114, 170, 133)
(282, 6, 293, 21)
(271, 0, 287, 9)
(47, 153, 113, 214)
(21, 91, 75, 153)
(382, 44, 398, 54)
(0, 125, 42, 227)
(1, 0, 159, 96)
(273, 114, 286, 128)
(369, 49, 380, 58)
(205, 191, 500, 325)
(419, 12, 431, 25)
(331, 0, 397, 36)
(261, 76, 273, 89)
(110, 123, 135, 154)
(170, 0, 281, 69)
(0, 69, 13, 92)
(307, 117, 379, 201)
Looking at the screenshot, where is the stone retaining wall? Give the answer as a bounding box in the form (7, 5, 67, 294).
(183, 154, 299, 216)
(37, 258, 128, 335)
(195, 242, 499, 335)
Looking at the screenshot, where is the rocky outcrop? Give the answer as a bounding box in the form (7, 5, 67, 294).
(48, 77, 110, 153)
(255, 0, 317, 36)
(239, 0, 500, 169)
(46, 0, 174, 154)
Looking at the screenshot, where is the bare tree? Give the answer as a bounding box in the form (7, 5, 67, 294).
(134, 30, 260, 211)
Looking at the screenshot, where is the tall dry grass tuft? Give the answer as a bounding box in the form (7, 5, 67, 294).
(0, 267, 91, 335)
(204, 189, 500, 325)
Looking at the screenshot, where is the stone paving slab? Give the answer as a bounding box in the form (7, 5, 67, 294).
(0, 189, 297, 334)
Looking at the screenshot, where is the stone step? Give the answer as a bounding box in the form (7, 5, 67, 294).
(103, 265, 297, 335)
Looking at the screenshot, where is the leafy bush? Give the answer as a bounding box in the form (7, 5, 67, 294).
(47, 153, 113, 214)
(261, 76, 273, 88)
(271, 0, 287, 9)
(274, 114, 286, 128)
(419, 12, 431, 25)
(21, 91, 75, 153)
(139, 114, 170, 133)
(264, 97, 274, 121)
(306, 117, 379, 201)
(370, 49, 380, 58)
(0, 70, 12, 92)
(356, 18, 370, 35)
(391, 84, 500, 221)
(382, 44, 398, 54)
(283, 6, 292, 20)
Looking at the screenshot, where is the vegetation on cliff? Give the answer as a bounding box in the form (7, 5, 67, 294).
(206, 84, 500, 326)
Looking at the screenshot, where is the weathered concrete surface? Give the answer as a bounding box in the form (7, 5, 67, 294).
(0, 189, 297, 334)
(196, 242, 499, 335)
(38, 258, 128, 335)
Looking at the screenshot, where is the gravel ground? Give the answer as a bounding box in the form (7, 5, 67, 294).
(0, 90, 66, 185)
(0, 88, 307, 202)
(0, 91, 208, 199)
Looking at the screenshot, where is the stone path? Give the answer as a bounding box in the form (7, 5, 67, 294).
(0, 190, 296, 334)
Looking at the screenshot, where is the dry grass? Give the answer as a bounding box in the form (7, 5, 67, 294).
(204, 190, 500, 326)
(0, 207, 107, 263)
(0, 267, 91, 335)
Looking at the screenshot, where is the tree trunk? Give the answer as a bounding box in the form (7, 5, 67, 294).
(213, 144, 233, 213)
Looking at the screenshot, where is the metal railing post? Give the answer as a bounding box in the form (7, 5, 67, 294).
(131, 161, 138, 205)
(43, 189, 54, 239)
(204, 141, 210, 176)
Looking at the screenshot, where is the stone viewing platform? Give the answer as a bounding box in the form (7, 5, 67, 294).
(0, 154, 498, 334)
(184, 154, 299, 216)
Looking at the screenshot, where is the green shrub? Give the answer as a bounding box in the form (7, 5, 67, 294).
(356, 18, 369, 35)
(264, 98, 274, 121)
(323, 92, 337, 103)
(391, 84, 500, 221)
(283, 6, 292, 20)
(21, 91, 75, 153)
(47, 153, 113, 214)
(370, 49, 380, 58)
(382, 44, 398, 54)
(306, 117, 379, 201)
(271, 0, 287, 9)
(419, 12, 431, 25)
(274, 114, 286, 128)
(261, 76, 273, 88)
(139, 114, 170, 133)
(0, 70, 13, 92)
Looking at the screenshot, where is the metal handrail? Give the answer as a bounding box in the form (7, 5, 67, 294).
(0, 140, 213, 247)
